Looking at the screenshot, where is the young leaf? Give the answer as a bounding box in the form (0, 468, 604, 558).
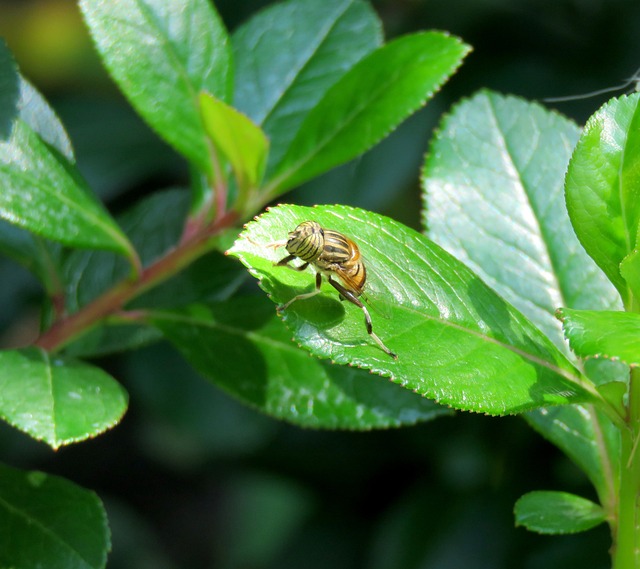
(199, 92, 269, 204)
(79, 0, 231, 174)
(421, 90, 623, 501)
(0, 463, 110, 569)
(228, 204, 601, 416)
(232, 0, 382, 171)
(514, 491, 606, 534)
(265, 32, 471, 197)
(0, 348, 128, 449)
(565, 93, 640, 306)
(149, 296, 449, 429)
(557, 308, 640, 366)
(0, 119, 134, 257)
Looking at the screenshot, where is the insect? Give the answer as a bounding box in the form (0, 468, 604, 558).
(269, 220, 397, 360)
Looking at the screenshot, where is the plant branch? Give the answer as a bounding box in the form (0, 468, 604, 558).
(34, 210, 238, 352)
(612, 366, 640, 569)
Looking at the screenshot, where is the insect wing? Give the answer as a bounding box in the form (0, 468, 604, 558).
(336, 255, 392, 319)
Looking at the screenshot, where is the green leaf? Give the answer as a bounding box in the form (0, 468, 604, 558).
(266, 32, 470, 197)
(0, 348, 128, 449)
(79, 0, 231, 174)
(0, 119, 134, 257)
(0, 71, 75, 291)
(565, 93, 640, 306)
(423, 90, 621, 349)
(0, 463, 110, 569)
(558, 307, 640, 366)
(514, 491, 606, 534)
(228, 204, 600, 416)
(421, 90, 622, 502)
(17, 77, 74, 162)
(232, 0, 383, 173)
(149, 296, 450, 429)
(199, 92, 269, 201)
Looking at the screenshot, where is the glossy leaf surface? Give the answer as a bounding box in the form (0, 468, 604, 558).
(266, 32, 470, 196)
(0, 463, 110, 569)
(0, 118, 133, 256)
(149, 296, 449, 429)
(423, 90, 621, 347)
(79, 0, 231, 173)
(229, 204, 599, 415)
(558, 308, 640, 366)
(422, 90, 622, 501)
(565, 94, 640, 306)
(514, 491, 606, 534)
(232, 0, 382, 172)
(0, 348, 128, 449)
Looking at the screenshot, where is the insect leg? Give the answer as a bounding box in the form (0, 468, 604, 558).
(279, 272, 323, 311)
(275, 255, 311, 272)
(328, 278, 397, 360)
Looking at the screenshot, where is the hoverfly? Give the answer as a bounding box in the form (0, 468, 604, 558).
(268, 220, 397, 360)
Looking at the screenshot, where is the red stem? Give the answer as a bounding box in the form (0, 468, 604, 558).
(35, 210, 238, 352)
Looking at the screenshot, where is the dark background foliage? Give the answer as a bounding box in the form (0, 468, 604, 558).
(0, 0, 637, 567)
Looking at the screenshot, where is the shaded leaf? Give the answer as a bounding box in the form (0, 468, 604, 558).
(79, 0, 231, 173)
(526, 405, 620, 502)
(0, 463, 110, 569)
(0, 348, 128, 449)
(514, 491, 605, 534)
(229, 204, 600, 415)
(565, 94, 640, 306)
(150, 296, 450, 429)
(266, 32, 470, 196)
(232, 0, 382, 172)
(62, 189, 245, 357)
(558, 307, 640, 366)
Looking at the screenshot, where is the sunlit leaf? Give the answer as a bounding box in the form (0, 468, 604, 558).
(565, 94, 640, 307)
(229, 204, 600, 415)
(79, 0, 231, 173)
(0, 348, 128, 449)
(421, 90, 623, 501)
(558, 307, 640, 366)
(266, 32, 470, 197)
(233, 0, 382, 172)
